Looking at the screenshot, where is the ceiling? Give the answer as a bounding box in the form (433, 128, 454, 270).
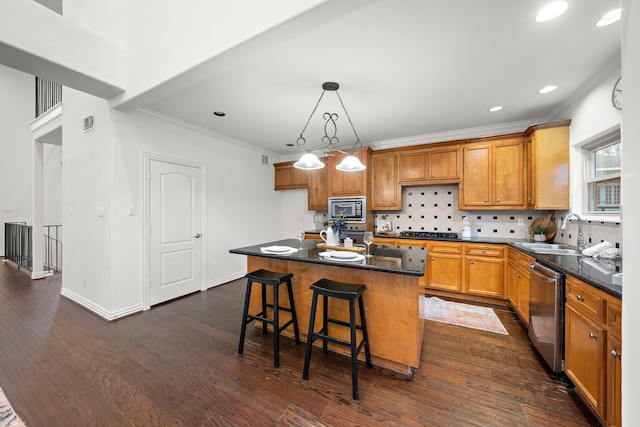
(143, 0, 621, 159)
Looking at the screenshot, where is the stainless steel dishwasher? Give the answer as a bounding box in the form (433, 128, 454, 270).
(528, 261, 565, 373)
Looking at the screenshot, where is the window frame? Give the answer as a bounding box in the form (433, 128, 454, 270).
(582, 129, 621, 217)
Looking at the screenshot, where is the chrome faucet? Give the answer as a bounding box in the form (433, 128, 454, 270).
(560, 212, 585, 251)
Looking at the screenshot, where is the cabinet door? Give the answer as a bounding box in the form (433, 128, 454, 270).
(607, 334, 622, 427)
(493, 138, 525, 207)
(461, 144, 491, 206)
(515, 267, 530, 323)
(427, 253, 463, 292)
(328, 149, 368, 196)
(507, 262, 519, 307)
(274, 162, 309, 190)
(371, 152, 402, 210)
(565, 304, 606, 415)
(428, 148, 460, 180)
(528, 124, 570, 210)
(307, 160, 328, 210)
(464, 256, 504, 297)
(399, 151, 428, 183)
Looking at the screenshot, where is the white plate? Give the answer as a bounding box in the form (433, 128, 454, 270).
(262, 246, 292, 253)
(319, 252, 365, 262)
(329, 251, 359, 259)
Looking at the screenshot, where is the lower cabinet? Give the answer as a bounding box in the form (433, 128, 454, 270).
(463, 244, 505, 298)
(427, 241, 463, 292)
(423, 242, 505, 298)
(564, 275, 621, 425)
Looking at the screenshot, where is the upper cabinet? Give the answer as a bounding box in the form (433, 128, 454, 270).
(308, 158, 328, 210)
(274, 161, 309, 190)
(370, 152, 402, 210)
(525, 121, 571, 210)
(460, 137, 526, 209)
(327, 147, 372, 197)
(399, 146, 461, 185)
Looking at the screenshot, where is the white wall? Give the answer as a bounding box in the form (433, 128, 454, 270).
(0, 65, 35, 255)
(621, 0, 639, 423)
(58, 86, 286, 317)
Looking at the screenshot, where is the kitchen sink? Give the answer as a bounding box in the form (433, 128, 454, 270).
(514, 242, 582, 255)
(514, 243, 572, 250)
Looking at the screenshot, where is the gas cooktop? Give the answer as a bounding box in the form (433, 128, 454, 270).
(398, 231, 459, 240)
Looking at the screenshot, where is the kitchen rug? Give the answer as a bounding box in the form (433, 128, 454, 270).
(0, 387, 26, 427)
(420, 296, 508, 335)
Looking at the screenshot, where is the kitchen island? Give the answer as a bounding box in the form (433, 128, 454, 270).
(229, 238, 428, 375)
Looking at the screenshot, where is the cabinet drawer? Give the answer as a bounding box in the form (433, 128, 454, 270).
(429, 242, 462, 254)
(517, 253, 535, 272)
(566, 276, 606, 323)
(465, 244, 504, 257)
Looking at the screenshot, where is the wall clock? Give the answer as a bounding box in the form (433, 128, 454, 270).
(612, 77, 622, 110)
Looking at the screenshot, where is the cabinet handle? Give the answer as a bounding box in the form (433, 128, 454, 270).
(482, 249, 487, 253)
(431, 173, 435, 177)
(469, 261, 475, 265)
(611, 349, 621, 358)
(576, 295, 584, 302)
(484, 199, 488, 203)
(496, 198, 501, 203)
(431, 257, 435, 261)
(589, 332, 597, 340)
(517, 273, 521, 278)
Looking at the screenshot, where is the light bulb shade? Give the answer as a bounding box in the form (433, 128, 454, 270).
(294, 153, 325, 170)
(336, 155, 366, 171)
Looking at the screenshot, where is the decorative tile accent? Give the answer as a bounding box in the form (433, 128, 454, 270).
(373, 184, 623, 253)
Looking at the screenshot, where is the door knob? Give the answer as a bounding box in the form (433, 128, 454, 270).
(194, 233, 202, 238)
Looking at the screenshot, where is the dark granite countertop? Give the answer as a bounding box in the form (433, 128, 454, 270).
(230, 238, 427, 277)
(368, 233, 622, 299)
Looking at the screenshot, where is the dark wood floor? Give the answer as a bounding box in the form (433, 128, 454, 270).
(0, 259, 600, 426)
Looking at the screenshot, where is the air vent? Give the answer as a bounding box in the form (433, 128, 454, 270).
(261, 154, 270, 165)
(83, 114, 94, 132)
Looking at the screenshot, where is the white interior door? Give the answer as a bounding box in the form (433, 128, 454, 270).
(149, 159, 203, 305)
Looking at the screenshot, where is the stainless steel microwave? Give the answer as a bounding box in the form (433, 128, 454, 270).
(328, 196, 366, 223)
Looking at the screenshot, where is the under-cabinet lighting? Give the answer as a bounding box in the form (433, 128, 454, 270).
(488, 106, 504, 112)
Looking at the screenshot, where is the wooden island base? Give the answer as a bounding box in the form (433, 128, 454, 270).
(246, 255, 424, 375)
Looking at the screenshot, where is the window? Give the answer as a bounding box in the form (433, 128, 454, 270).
(584, 130, 621, 214)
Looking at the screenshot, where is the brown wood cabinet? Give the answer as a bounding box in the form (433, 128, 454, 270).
(327, 148, 371, 197)
(460, 137, 526, 209)
(506, 248, 533, 324)
(399, 146, 461, 184)
(274, 161, 309, 190)
(463, 244, 505, 297)
(307, 159, 328, 210)
(525, 121, 570, 210)
(426, 241, 463, 292)
(565, 275, 621, 425)
(370, 152, 402, 210)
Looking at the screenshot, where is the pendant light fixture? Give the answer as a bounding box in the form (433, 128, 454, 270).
(293, 82, 366, 172)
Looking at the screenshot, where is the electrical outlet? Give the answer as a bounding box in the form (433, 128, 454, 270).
(518, 218, 525, 226)
(98, 207, 105, 217)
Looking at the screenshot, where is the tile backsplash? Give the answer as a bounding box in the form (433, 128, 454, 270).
(373, 184, 622, 253)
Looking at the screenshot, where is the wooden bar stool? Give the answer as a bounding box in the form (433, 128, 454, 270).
(302, 278, 372, 400)
(238, 269, 300, 367)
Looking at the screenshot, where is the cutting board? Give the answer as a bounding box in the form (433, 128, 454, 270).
(530, 211, 556, 241)
(317, 243, 366, 253)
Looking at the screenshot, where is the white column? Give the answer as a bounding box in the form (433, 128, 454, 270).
(31, 140, 49, 278)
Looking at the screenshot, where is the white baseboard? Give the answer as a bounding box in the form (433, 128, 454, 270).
(61, 287, 143, 321)
(207, 271, 246, 289)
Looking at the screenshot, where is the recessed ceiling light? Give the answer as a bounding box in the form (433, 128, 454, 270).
(213, 111, 226, 117)
(488, 106, 504, 112)
(536, 1, 568, 22)
(538, 85, 558, 94)
(596, 9, 621, 27)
